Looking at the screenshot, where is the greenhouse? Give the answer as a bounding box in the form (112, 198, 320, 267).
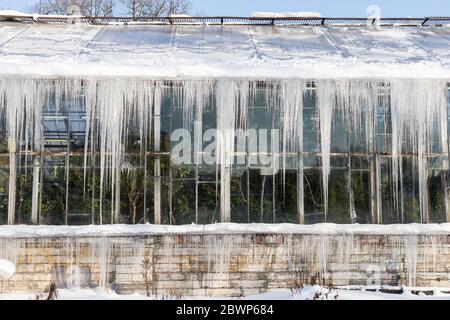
(0, 15, 449, 226)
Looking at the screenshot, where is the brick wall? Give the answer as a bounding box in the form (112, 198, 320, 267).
(0, 233, 449, 296)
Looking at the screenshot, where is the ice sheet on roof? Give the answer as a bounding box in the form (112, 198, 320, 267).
(0, 23, 449, 79)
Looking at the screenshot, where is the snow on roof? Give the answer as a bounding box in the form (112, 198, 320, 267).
(0, 10, 30, 16)
(0, 22, 449, 79)
(251, 12, 322, 18)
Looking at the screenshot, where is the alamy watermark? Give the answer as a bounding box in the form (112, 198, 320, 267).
(367, 4, 382, 29)
(170, 122, 280, 168)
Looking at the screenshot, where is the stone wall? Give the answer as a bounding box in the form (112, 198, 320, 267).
(0, 233, 449, 296)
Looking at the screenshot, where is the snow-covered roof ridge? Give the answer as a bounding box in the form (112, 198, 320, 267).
(0, 223, 449, 238)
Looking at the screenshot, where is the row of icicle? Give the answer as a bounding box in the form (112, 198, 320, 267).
(0, 77, 448, 224)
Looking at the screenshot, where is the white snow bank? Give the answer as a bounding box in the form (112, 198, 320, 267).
(251, 12, 322, 18)
(0, 259, 15, 280)
(0, 286, 449, 300)
(0, 223, 449, 238)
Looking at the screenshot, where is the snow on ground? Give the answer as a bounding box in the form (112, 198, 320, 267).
(0, 223, 449, 238)
(0, 259, 15, 280)
(0, 22, 448, 79)
(0, 286, 449, 300)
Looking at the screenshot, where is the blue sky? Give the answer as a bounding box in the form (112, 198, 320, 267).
(0, 0, 449, 17)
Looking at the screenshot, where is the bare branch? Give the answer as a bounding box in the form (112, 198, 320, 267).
(32, 0, 118, 17)
(120, 0, 191, 18)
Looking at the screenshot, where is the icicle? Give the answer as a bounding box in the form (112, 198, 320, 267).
(0, 76, 448, 227)
(216, 80, 238, 223)
(280, 80, 305, 153)
(390, 79, 448, 223)
(280, 80, 305, 199)
(81, 79, 157, 224)
(0, 78, 47, 224)
(316, 80, 335, 221)
(181, 80, 215, 129)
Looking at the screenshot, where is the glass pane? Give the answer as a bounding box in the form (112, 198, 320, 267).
(352, 169, 372, 224)
(0, 161, 8, 224)
(172, 179, 196, 225)
(303, 168, 324, 224)
(327, 169, 351, 223)
(401, 157, 421, 223)
(40, 156, 66, 225)
(230, 169, 247, 223)
(14, 156, 34, 225)
(380, 157, 398, 224)
(331, 111, 349, 153)
(248, 169, 275, 223)
(275, 169, 298, 223)
(67, 156, 93, 225)
(303, 109, 319, 153)
(350, 111, 369, 153)
(198, 182, 219, 224)
(428, 168, 446, 223)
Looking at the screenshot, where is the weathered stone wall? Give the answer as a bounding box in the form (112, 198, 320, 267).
(0, 233, 449, 296)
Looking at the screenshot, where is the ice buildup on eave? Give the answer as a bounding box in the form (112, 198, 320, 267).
(0, 23, 449, 79)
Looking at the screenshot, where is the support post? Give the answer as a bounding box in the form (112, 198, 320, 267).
(298, 158, 305, 224)
(7, 139, 16, 225)
(375, 155, 382, 224)
(31, 156, 40, 224)
(114, 171, 120, 223)
(220, 166, 231, 222)
(154, 91, 161, 225)
(443, 87, 450, 222)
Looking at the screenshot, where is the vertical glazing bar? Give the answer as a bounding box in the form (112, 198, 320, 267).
(298, 157, 304, 224)
(370, 84, 378, 224)
(194, 105, 202, 224)
(65, 111, 71, 225)
(221, 167, 231, 222)
(31, 156, 40, 224)
(348, 152, 357, 223)
(38, 147, 44, 224)
(7, 139, 16, 225)
(65, 146, 69, 225)
(347, 115, 357, 223)
(246, 167, 250, 223)
(370, 158, 377, 223)
(422, 164, 430, 224)
(143, 151, 148, 223)
(114, 170, 120, 224)
(154, 88, 161, 225)
(445, 87, 450, 222)
(375, 155, 382, 224)
(272, 174, 276, 223)
(194, 119, 202, 223)
(298, 84, 305, 224)
(91, 160, 95, 225)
